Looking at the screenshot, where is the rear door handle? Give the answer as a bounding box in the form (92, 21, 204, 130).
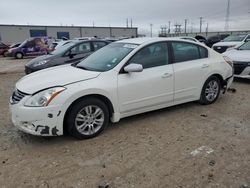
(162, 73, 173, 78)
(202, 64, 209, 68)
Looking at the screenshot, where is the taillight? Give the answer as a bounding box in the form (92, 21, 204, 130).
(223, 56, 233, 67)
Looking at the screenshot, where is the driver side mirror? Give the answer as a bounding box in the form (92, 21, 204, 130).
(69, 53, 76, 59)
(124, 63, 143, 73)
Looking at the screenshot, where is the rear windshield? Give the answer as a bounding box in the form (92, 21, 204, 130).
(223, 35, 246, 42)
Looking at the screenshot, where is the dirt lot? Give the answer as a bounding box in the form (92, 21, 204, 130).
(0, 57, 249, 188)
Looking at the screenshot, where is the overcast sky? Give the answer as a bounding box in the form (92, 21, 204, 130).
(0, 0, 249, 36)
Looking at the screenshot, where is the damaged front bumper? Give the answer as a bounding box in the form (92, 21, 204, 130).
(10, 101, 64, 136)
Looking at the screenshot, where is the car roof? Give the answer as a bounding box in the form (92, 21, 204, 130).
(117, 37, 199, 45)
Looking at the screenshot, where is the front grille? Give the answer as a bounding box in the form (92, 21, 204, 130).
(213, 46, 228, 53)
(233, 61, 249, 75)
(11, 89, 28, 104)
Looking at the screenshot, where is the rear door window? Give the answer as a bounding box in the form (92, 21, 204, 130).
(199, 46, 208, 58)
(171, 42, 206, 63)
(93, 41, 107, 50)
(71, 42, 91, 54)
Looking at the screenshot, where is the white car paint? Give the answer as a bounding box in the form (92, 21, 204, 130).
(212, 34, 250, 50)
(223, 48, 250, 78)
(10, 37, 234, 136)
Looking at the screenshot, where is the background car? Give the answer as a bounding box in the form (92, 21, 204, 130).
(223, 41, 250, 79)
(205, 34, 229, 48)
(48, 40, 72, 52)
(194, 35, 207, 43)
(0, 41, 10, 57)
(179, 36, 200, 43)
(212, 34, 250, 53)
(25, 39, 110, 74)
(11, 38, 233, 139)
(7, 37, 49, 59)
(9, 42, 21, 48)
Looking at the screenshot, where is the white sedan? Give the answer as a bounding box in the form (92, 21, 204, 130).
(10, 37, 233, 139)
(223, 41, 250, 79)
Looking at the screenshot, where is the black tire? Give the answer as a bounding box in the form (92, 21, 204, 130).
(3, 51, 8, 57)
(66, 97, 109, 139)
(199, 76, 221, 105)
(15, 52, 23, 59)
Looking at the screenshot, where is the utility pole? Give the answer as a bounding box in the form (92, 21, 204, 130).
(225, 0, 231, 31)
(199, 17, 203, 33)
(206, 23, 209, 37)
(168, 21, 171, 33)
(126, 18, 128, 28)
(184, 19, 188, 35)
(190, 22, 194, 33)
(150, 24, 153, 37)
(130, 18, 133, 28)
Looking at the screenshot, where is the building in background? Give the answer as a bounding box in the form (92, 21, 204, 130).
(0, 24, 138, 44)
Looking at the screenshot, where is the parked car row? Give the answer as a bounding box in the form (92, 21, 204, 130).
(179, 33, 250, 54)
(212, 34, 250, 53)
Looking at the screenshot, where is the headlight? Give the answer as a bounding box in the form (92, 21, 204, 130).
(33, 60, 50, 67)
(24, 87, 66, 107)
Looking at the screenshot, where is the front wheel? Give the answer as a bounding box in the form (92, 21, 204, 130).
(66, 98, 109, 139)
(3, 51, 8, 57)
(199, 76, 221, 105)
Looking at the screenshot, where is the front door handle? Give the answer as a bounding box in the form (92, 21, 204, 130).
(162, 73, 173, 78)
(202, 64, 209, 68)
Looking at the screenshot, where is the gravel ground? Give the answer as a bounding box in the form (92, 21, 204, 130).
(0, 57, 249, 188)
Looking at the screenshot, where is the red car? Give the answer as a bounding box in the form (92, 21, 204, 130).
(0, 42, 9, 57)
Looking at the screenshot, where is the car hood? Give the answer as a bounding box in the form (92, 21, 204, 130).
(213, 41, 243, 47)
(25, 54, 57, 67)
(223, 49, 250, 62)
(16, 65, 101, 94)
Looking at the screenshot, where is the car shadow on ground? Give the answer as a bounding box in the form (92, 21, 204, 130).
(233, 77, 250, 84)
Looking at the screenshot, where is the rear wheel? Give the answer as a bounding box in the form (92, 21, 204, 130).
(15, 52, 23, 59)
(66, 97, 109, 139)
(199, 76, 221, 105)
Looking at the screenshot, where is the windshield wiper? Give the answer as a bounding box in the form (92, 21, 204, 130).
(75, 65, 102, 72)
(75, 65, 91, 70)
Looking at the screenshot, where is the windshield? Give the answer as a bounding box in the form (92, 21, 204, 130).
(77, 43, 138, 72)
(238, 41, 250, 50)
(10, 43, 20, 48)
(50, 42, 76, 55)
(19, 39, 28, 47)
(223, 35, 246, 42)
